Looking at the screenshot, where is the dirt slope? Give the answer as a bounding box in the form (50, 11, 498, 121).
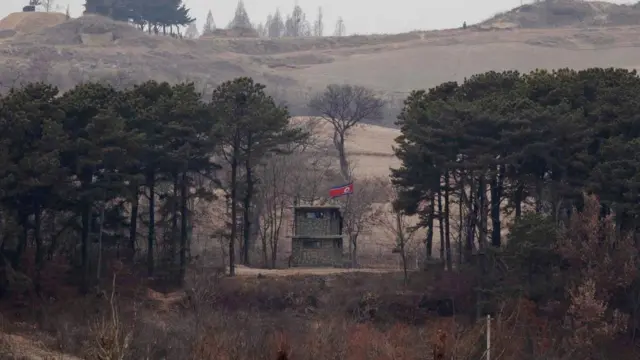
(478, 0, 640, 29)
(3, 11, 640, 121)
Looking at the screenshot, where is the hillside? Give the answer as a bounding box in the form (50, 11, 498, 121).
(478, 0, 640, 29)
(3, 10, 640, 125)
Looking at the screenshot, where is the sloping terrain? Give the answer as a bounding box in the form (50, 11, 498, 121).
(0, 11, 67, 33)
(5, 8, 640, 122)
(479, 0, 640, 29)
(1, 8, 637, 259)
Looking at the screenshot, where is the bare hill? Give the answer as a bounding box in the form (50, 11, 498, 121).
(479, 0, 640, 29)
(3, 9, 640, 122)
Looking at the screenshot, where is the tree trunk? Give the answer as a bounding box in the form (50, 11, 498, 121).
(535, 177, 543, 214)
(12, 211, 29, 270)
(34, 201, 42, 296)
(80, 201, 90, 294)
(425, 196, 435, 261)
(243, 136, 253, 265)
(444, 171, 452, 271)
(437, 184, 445, 267)
(129, 188, 139, 256)
(179, 171, 188, 284)
(478, 177, 487, 249)
(397, 213, 409, 284)
(458, 176, 464, 265)
(490, 166, 504, 247)
(229, 131, 240, 277)
(334, 131, 350, 181)
(515, 183, 524, 219)
(147, 172, 156, 277)
(465, 177, 477, 262)
(171, 174, 179, 263)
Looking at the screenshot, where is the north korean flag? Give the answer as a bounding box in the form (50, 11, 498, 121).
(329, 183, 354, 198)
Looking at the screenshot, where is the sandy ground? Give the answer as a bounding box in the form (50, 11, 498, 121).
(233, 264, 400, 277)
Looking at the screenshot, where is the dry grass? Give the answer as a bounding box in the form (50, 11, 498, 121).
(4, 266, 635, 360)
(0, 12, 67, 33)
(0, 332, 83, 359)
(233, 264, 400, 277)
(292, 116, 401, 178)
(2, 13, 640, 118)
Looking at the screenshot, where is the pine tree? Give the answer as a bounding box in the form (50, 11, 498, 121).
(284, 4, 309, 37)
(202, 10, 216, 35)
(313, 7, 324, 37)
(228, 0, 252, 29)
(268, 9, 285, 37)
(210, 77, 306, 270)
(58, 82, 133, 293)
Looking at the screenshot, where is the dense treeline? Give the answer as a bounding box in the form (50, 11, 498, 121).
(84, 0, 193, 35)
(0, 77, 305, 294)
(393, 67, 640, 264)
(392, 67, 640, 350)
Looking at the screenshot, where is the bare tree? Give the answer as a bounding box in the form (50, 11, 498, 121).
(185, 23, 199, 39)
(339, 176, 387, 267)
(41, 0, 56, 12)
(334, 17, 346, 36)
(284, 5, 310, 37)
(268, 9, 285, 38)
(381, 183, 418, 283)
(255, 118, 335, 267)
(313, 7, 324, 37)
(308, 84, 385, 180)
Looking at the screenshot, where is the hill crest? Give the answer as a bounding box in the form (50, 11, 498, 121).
(478, 0, 640, 29)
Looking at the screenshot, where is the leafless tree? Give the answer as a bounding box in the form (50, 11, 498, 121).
(308, 84, 385, 180)
(42, 0, 56, 12)
(185, 23, 199, 39)
(338, 176, 387, 267)
(313, 7, 324, 37)
(381, 183, 418, 283)
(334, 17, 346, 36)
(254, 119, 335, 267)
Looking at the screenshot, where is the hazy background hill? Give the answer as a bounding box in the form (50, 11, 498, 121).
(479, 0, 640, 29)
(3, 2, 640, 127)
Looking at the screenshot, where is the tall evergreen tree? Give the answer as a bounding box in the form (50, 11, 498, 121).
(228, 0, 252, 29)
(268, 9, 285, 38)
(202, 10, 216, 35)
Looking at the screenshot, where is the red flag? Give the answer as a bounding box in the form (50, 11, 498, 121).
(329, 183, 354, 198)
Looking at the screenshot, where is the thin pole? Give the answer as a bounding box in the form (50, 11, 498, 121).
(486, 314, 491, 360)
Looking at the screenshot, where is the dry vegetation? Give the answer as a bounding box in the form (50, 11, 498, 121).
(4, 7, 640, 122)
(3, 3, 640, 358)
(3, 198, 639, 360)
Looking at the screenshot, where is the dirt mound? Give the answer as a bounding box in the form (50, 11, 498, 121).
(0, 12, 67, 33)
(15, 14, 182, 48)
(478, 0, 640, 29)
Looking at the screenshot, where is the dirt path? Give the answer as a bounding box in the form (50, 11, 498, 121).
(234, 264, 400, 277)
